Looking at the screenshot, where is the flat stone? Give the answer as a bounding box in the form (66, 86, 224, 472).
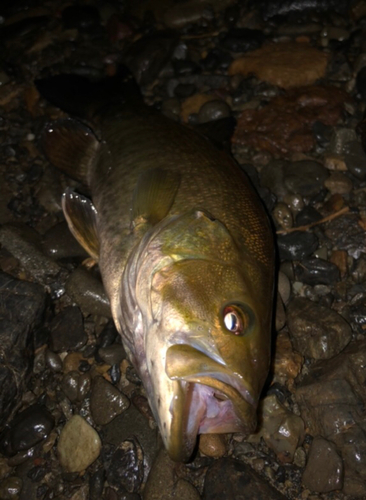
(302, 436, 343, 492)
(0, 273, 46, 428)
(203, 457, 287, 499)
(229, 42, 329, 89)
(277, 231, 319, 261)
(287, 297, 352, 359)
(293, 258, 340, 285)
(90, 376, 129, 426)
(58, 415, 101, 472)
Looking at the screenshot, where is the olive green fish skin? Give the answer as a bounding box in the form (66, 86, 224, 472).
(53, 98, 274, 461)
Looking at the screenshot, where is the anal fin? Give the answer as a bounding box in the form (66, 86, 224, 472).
(62, 188, 99, 260)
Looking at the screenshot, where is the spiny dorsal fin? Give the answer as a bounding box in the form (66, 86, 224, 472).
(131, 169, 180, 228)
(62, 188, 99, 260)
(41, 118, 99, 184)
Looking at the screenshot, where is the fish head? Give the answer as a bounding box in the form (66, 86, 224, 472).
(122, 210, 273, 462)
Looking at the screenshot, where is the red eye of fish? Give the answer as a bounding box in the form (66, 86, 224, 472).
(222, 305, 248, 335)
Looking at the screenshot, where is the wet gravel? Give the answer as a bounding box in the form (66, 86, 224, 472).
(1, 0, 366, 499)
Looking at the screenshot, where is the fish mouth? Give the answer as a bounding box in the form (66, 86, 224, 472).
(165, 344, 257, 462)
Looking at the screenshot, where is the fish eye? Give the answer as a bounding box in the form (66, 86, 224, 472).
(222, 305, 250, 335)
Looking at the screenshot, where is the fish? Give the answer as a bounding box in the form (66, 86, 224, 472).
(36, 70, 275, 462)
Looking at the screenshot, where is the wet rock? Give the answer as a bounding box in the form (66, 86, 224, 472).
(198, 100, 231, 124)
(256, 0, 349, 19)
(328, 127, 357, 155)
(278, 271, 291, 305)
(273, 203, 293, 230)
(296, 340, 366, 495)
(105, 439, 143, 493)
(249, 395, 305, 463)
(221, 28, 264, 53)
(0, 405, 54, 457)
(229, 42, 328, 89)
(174, 83, 196, 98)
(181, 94, 216, 122)
(103, 405, 158, 483)
(163, 1, 214, 29)
(0, 225, 62, 288)
(98, 345, 126, 366)
(57, 415, 101, 472)
(324, 172, 353, 194)
(295, 206, 322, 226)
(65, 267, 111, 317)
(63, 352, 91, 373)
(49, 306, 86, 352)
(273, 331, 303, 387)
(275, 294, 286, 331)
(89, 468, 105, 500)
(277, 231, 319, 260)
(284, 160, 329, 197)
(302, 436, 343, 492)
(294, 258, 340, 286)
(144, 448, 200, 500)
(124, 33, 177, 86)
(61, 371, 91, 403)
(203, 457, 287, 499)
(45, 349, 63, 372)
(97, 321, 119, 348)
(42, 222, 87, 260)
(0, 273, 46, 428)
(324, 213, 366, 259)
(233, 86, 350, 156)
(90, 376, 129, 426)
(343, 141, 366, 180)
(199, 434, 227, 458)
(287, 297, 352, 359)
(0, 476, 22, 499)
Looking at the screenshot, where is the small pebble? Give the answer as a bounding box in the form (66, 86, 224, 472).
(198, 100, 231, 124)
(45, 349, 63, 372)
(90, 376, 129, 426)
(273, 202, 293, 229)
(98, 345, 126, 365)
(0, 476, 23, 500)
(199, 434, 227, 458)
(324, 172, 353, 195)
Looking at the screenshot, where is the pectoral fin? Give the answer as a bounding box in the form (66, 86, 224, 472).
(62, 188, 99, 260)
(131, 168, 180, 228)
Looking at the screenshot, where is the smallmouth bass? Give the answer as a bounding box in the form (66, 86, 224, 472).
(37, 71, 274, 462)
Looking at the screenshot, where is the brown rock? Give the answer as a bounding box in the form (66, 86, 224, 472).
(324, 172, 353, 195)
(229, 42, 329, 89)
(273, 331, 303, 388)
(233, 86, 350, 156)
(199, 434, 227, 458)
(302, 437, 343, 493)
(330, 250, 348, 277)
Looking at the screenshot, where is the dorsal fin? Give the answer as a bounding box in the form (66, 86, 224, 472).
(41, 118, 99, 184)
(62, 188, 99, 260)
(131, 169, 180, 228)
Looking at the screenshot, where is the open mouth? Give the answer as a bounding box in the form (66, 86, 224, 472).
(164, 344, 257, 462)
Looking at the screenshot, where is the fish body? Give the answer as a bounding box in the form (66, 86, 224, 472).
(39, 74, 274, 461)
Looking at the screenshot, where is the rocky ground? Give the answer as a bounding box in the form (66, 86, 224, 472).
(0, 0, 366, 499)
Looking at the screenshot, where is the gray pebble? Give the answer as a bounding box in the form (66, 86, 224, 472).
(343, 141, 366, 180)
(90, 376, 129, 426)
(287, 297, 352, 359)
(198, 100, 231, 124)
(294, 258, 340, 285)
(98, 345, 126, 365)
(284, 161, 329, 197)
(45, 349, 63, 372)
(61, 371, 81, 402)
(328, 127, 357, 155)
(277, 231, 319, 261)
(278, 271, 291, 305)
(302, 437, 343, 492)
